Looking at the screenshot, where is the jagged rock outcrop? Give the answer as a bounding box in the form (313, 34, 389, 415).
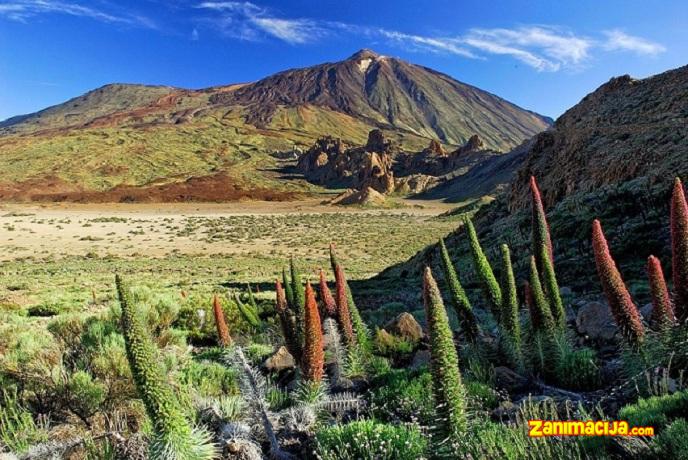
(328, 186, 387, 206)
(297, 130, 501, 196)
(296, 130, 396, 194)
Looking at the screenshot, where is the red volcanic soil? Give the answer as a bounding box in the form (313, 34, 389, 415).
(0, 173, 300, 203)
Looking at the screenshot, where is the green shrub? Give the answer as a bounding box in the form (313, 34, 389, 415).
(370, 369, 434, 424)
(651, 418, 688, 459)
(314, 419, 427, 460)
(553, 342, 600, 391)
(0, 389, 48, 454)
(64, 370, 107, 423)
(179, 360, 239, 398)
(47, 313, 88, 349)
(244, 343, 274, 364)
(373, 328, 414, 358)
(619, 390, 688, 427)
(465, 381, 500, 410)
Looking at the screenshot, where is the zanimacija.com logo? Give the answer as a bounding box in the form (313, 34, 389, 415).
(528, 420, 654, 437)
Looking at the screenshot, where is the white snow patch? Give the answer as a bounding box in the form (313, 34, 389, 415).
(357, 58, 372, 73)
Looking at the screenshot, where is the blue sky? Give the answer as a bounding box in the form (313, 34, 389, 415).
(0, 0, 686, 121)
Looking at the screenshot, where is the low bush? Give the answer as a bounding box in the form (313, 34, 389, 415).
(619, 390, 688, 427)
(369, 369, 434, 425)
(314, 419, 427, 460)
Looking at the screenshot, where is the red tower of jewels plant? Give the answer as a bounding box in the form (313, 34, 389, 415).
(671, 177, 688, 322)
(334, 264, 356, 345)
(212, 294, 232, 347)
(301, 281, 324, 383)
(530, 176, 554, 271)
(318, 269, 337, 318)
(647, 255, 675, 330)
(592, 219, 644, 345)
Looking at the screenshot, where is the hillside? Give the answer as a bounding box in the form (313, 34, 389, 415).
(509, 65, 688, 209)
(0, 50, 549, 202)
(365, 64, 688, 309)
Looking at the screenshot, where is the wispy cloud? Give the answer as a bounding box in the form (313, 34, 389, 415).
(375, 30, 476, 58)
(196, 1, 327, 44)
(603, 29, 666, 55)
(194, 2, 666, 71)
(0, 0, 156, 28)
(463, 26, 592, 71)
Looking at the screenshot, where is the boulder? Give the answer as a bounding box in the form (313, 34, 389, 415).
(575, 301, 617, 341)
(494, 366, 529, 393)
(329, 187, 387, 206)
(409, 349, 431, 371)
(639, 303, 653, 322)
(263, 346, 295, 372)
(384, 312, 424, 343)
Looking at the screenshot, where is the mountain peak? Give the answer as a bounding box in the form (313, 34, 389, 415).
(347, 49, 380, 61)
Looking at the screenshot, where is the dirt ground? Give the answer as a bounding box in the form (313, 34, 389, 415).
(0, 199, 457, 261)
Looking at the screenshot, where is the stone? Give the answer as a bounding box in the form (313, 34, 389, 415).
(263, 346, 295, 372)
(409, 349, 431, 371)
(639, 303, 653, 322)
(494, 366, 529, 393)
(384, 312, 424, 343)
(491, 401, 517, 420)
(560, 286, 573, 297)
(575, 301, 618, 341)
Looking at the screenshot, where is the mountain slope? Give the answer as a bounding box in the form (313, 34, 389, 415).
(0, 49, 550, 202)
(0, 84, 177, 135)
(364, 64, 688, 309)
(212, 49, 550, 151)
(509, 65, 688, 209)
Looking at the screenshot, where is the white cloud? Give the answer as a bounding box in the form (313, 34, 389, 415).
(193, 3, 666, 71)
(376, 30, 476, 58)
(603, 29, 666, 55)
(464, 26, 592, 71)
(0, 0, 156, 28)
(196, 1, 325, 44)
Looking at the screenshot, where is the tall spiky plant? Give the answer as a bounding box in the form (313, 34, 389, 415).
(539, 242, 566, 330)
(212, 294, 232, 347)
(318, 269, 337, 318)
(423, 267, 466, 444)
(671, 177, 688, 322)
(234, 292, 261, 328)
(528, 256, 556, 336)
(115, 275, 217, 460)
(289, 258, 306, 350)
(464, 217, 502, 315)
(334, 264, 355, 345)
(439, 238, 479, 342)
(275, 280, 301, 363)
(523, 281, 537, 328)
(282, 268, 294, 309)
(301, 282, 325, 383)
(592, 220, 645, 345)
(647, 255, 675, 330)
(530, 176, 554, 270)
(290, 258, 306, 313)
(330, 244, 370, 351)
(499, 244, 522, 363)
